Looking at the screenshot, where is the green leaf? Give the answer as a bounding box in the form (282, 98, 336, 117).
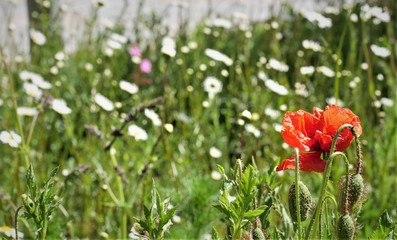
(243, 206, 267, 219)
(143, 205, 151, 222)
(211, 227, 221, 240)
(213, 204, 231, 217)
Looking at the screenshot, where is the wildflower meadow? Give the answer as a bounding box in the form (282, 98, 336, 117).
(0, 0, 396, 239)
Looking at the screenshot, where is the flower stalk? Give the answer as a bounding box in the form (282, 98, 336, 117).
(109, 150, 127, 240)
(294, 148, 302, 240)
(306, 124, 353, 239)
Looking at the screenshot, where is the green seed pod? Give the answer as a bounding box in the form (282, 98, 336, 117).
(338, 174, 365, 213)
(336, 214, 355, 240)
(253, 228, 265, 240)
(288, 181, 312, 222)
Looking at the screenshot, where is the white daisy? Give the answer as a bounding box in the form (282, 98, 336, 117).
(211, 170, 222, 180)
(209, 147, 222, 158)
(94, 93, 114, 111)
(119, 80, 139, 94)
(241, 110, 252, 120)
(144, 109, 162, 126)
(264, 79, 289, 96)
(300, 66, 315, 75)
(203, 76, 222, 99)
(0, 131, 22, 148)
(204, 48, 233, 66)
(23, 82, 43, 99)
(267, 58, 289, 72)
(128, 124, 148, 141)
(164, 123, 174, 133)
(301, 10, 332, 28)
(55, 51, 65, 61)
(273, 123, 282, 132)
(30, 29, 46, 45)
(380, 97, 394, 107)
(52, 98, 72, 115)
(161, 37, 176, 58)
(245, 124, 261, 138)
(0, 226, 24, 239)
(370, 44, 391, 58)
(302, 40, 323, 52)
(317, 66, 335, 78)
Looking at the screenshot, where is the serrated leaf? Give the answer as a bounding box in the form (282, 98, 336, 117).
(213, 204, 231, 217)
(143, 205, 151, 221)
(160, 207, 176, 227)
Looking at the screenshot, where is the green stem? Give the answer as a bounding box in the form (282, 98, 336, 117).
(294, 148, 302, 240)
(331, 152, 350, 214)
(14, 206, 24, 240)
(305, 124, 353, 239)
(40, 216, 48, 240)
(110, 151, 127, 239)
(351, 128, 363, 174)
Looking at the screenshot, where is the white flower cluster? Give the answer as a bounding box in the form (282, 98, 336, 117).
(301, 10, 332, 28)
(360, 4, 390, 23)
(370, 44, 391, 58)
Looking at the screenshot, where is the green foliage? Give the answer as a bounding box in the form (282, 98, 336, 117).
(132, 181, 176, 240)
(213, 161, 270, 239)
(370, 210, 397, 240)
(21, 165, 61, 239)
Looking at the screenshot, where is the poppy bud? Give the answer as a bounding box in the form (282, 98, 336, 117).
(338, 174, 364, 213)
(336, 214, 355, 240)
(253, 228, 265, 240)
(288, 181, 312, 222)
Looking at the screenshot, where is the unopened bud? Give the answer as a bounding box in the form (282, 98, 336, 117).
(338, 174, 365, 213)
(336, 214, 355, 240)
(288, 181, 312, 222)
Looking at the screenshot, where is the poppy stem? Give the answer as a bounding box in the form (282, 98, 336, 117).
(351, 128, 363, 174)
(330, 152, 350, 214)
(305, 124, 353, 239)
(294, 148, 302, 240)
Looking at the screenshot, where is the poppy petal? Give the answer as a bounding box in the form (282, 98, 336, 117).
(315, 105, 362, 152)
(281, 110, 320, 151)
(276, 151, 326, 172)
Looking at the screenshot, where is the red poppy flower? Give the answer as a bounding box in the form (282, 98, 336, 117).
(276, 151, 326, 172)
(277, 105, 361, 173)
(314, 105, 362, 152)
(281, 107, 323, 152)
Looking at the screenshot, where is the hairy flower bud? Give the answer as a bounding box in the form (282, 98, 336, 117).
(338, 174, 365, 213)
(337, 214, 355, 240)
(288, 181, 312, 222)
